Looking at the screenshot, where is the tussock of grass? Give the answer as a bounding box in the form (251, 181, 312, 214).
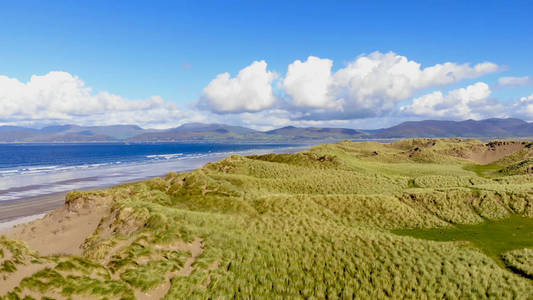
(20, 268, 134, 299)
(500, 159, 533, 175)
(0, 237, 39, 275)
(502, 248, 533, 278)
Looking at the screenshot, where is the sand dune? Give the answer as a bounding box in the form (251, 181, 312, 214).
(1, 138, 532, 299)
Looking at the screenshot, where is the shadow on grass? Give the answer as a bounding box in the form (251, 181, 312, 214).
(393, 215, 533, 279)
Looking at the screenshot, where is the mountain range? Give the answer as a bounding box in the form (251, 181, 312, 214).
(0, 118, 531, 143)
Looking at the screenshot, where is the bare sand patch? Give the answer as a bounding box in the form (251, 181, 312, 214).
(0, 213, 47, 233)
(0, 192, 67, 223)
(467, 141, 526, 164)
(4, 195, 112, 256)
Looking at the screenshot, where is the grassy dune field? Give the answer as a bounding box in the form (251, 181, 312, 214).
(1, 138, 532, 299)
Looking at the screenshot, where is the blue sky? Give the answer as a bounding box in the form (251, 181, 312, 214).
(1, 0, 532, 129)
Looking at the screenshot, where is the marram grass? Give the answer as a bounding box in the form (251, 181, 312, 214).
(1, 139, 532, 299)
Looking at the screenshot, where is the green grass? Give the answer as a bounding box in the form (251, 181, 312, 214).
(393, 215, 533, 266)
(1, 138, 533, 299)
(463, 163, 503, 178)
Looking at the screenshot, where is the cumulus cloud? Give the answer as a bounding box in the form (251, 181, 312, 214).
(282, 56, 335, 108)
(511, 94, 533, 120)
(498, 76, 533, 87)
(200, 61, 278, 113)
(282, 52, 501, 120)
(0, 52, 511, 129)
(199, 52, 501, 120)
(0, 71, 199, 128)
(399, 82, 503, 119)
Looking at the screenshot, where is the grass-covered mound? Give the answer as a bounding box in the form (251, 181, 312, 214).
(1, 138, 532, 299)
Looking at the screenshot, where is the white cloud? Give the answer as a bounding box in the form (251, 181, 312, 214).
(511, 94, 533, 120)
(0, 52, 511, 130)
(399, 82, 501, 119)
(275, 51, 500, 120)
(227, 108, 354, 131)
(201, 52, 501, 120)
(498, 76, 533, 87)
(0, 71, 199, 128)
(200, 61, 278, 113)
(282, 56, 335, 108)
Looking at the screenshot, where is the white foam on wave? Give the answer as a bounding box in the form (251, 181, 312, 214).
(0, 169, 19, 175)
(146, 153, 184, 160)
(0, 162, 124, 177)
(1, 147, 299, 178)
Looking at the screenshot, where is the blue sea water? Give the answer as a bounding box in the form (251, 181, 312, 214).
(0, 143, 301, 170)
(0, 143, 306, 202)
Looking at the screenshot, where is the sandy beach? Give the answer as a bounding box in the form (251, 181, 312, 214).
(0, 192, 66, 223)
(0, 145, 310, 231)
(0, 212, 47, 232)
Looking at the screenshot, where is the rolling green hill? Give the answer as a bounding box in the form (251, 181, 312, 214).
(1, 138, 532, 299)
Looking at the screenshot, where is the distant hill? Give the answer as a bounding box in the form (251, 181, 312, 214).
(0, 118, 531, 143)
(127, 123, 260, 142)
(0, 126, 37, 133)
(39, 125, 147, 139)
(0, 125, 150, 142)
(265, 126, 366, 140)
(175, 123, 257, 135)
(0, 126, 39, 142)
(128, 124, 367, 142)
(512, 122, 533, 137)
(373, 118, 532, 138)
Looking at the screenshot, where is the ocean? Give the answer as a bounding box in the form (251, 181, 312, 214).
(0, 143, 307, 202)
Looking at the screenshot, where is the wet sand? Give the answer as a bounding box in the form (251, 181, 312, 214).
(0, 192, 67, 223)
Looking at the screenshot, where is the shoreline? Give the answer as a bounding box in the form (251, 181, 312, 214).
(0, 145, 310, 229)
(0, 192, 67, 224)
(0, 173, 190, 227)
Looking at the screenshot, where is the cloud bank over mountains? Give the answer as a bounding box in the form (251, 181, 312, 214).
(0, 72, 205, 128)
(277, 52, 500, 120)
(199, 51, 527, 126)
(1, 51, 532, 129)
